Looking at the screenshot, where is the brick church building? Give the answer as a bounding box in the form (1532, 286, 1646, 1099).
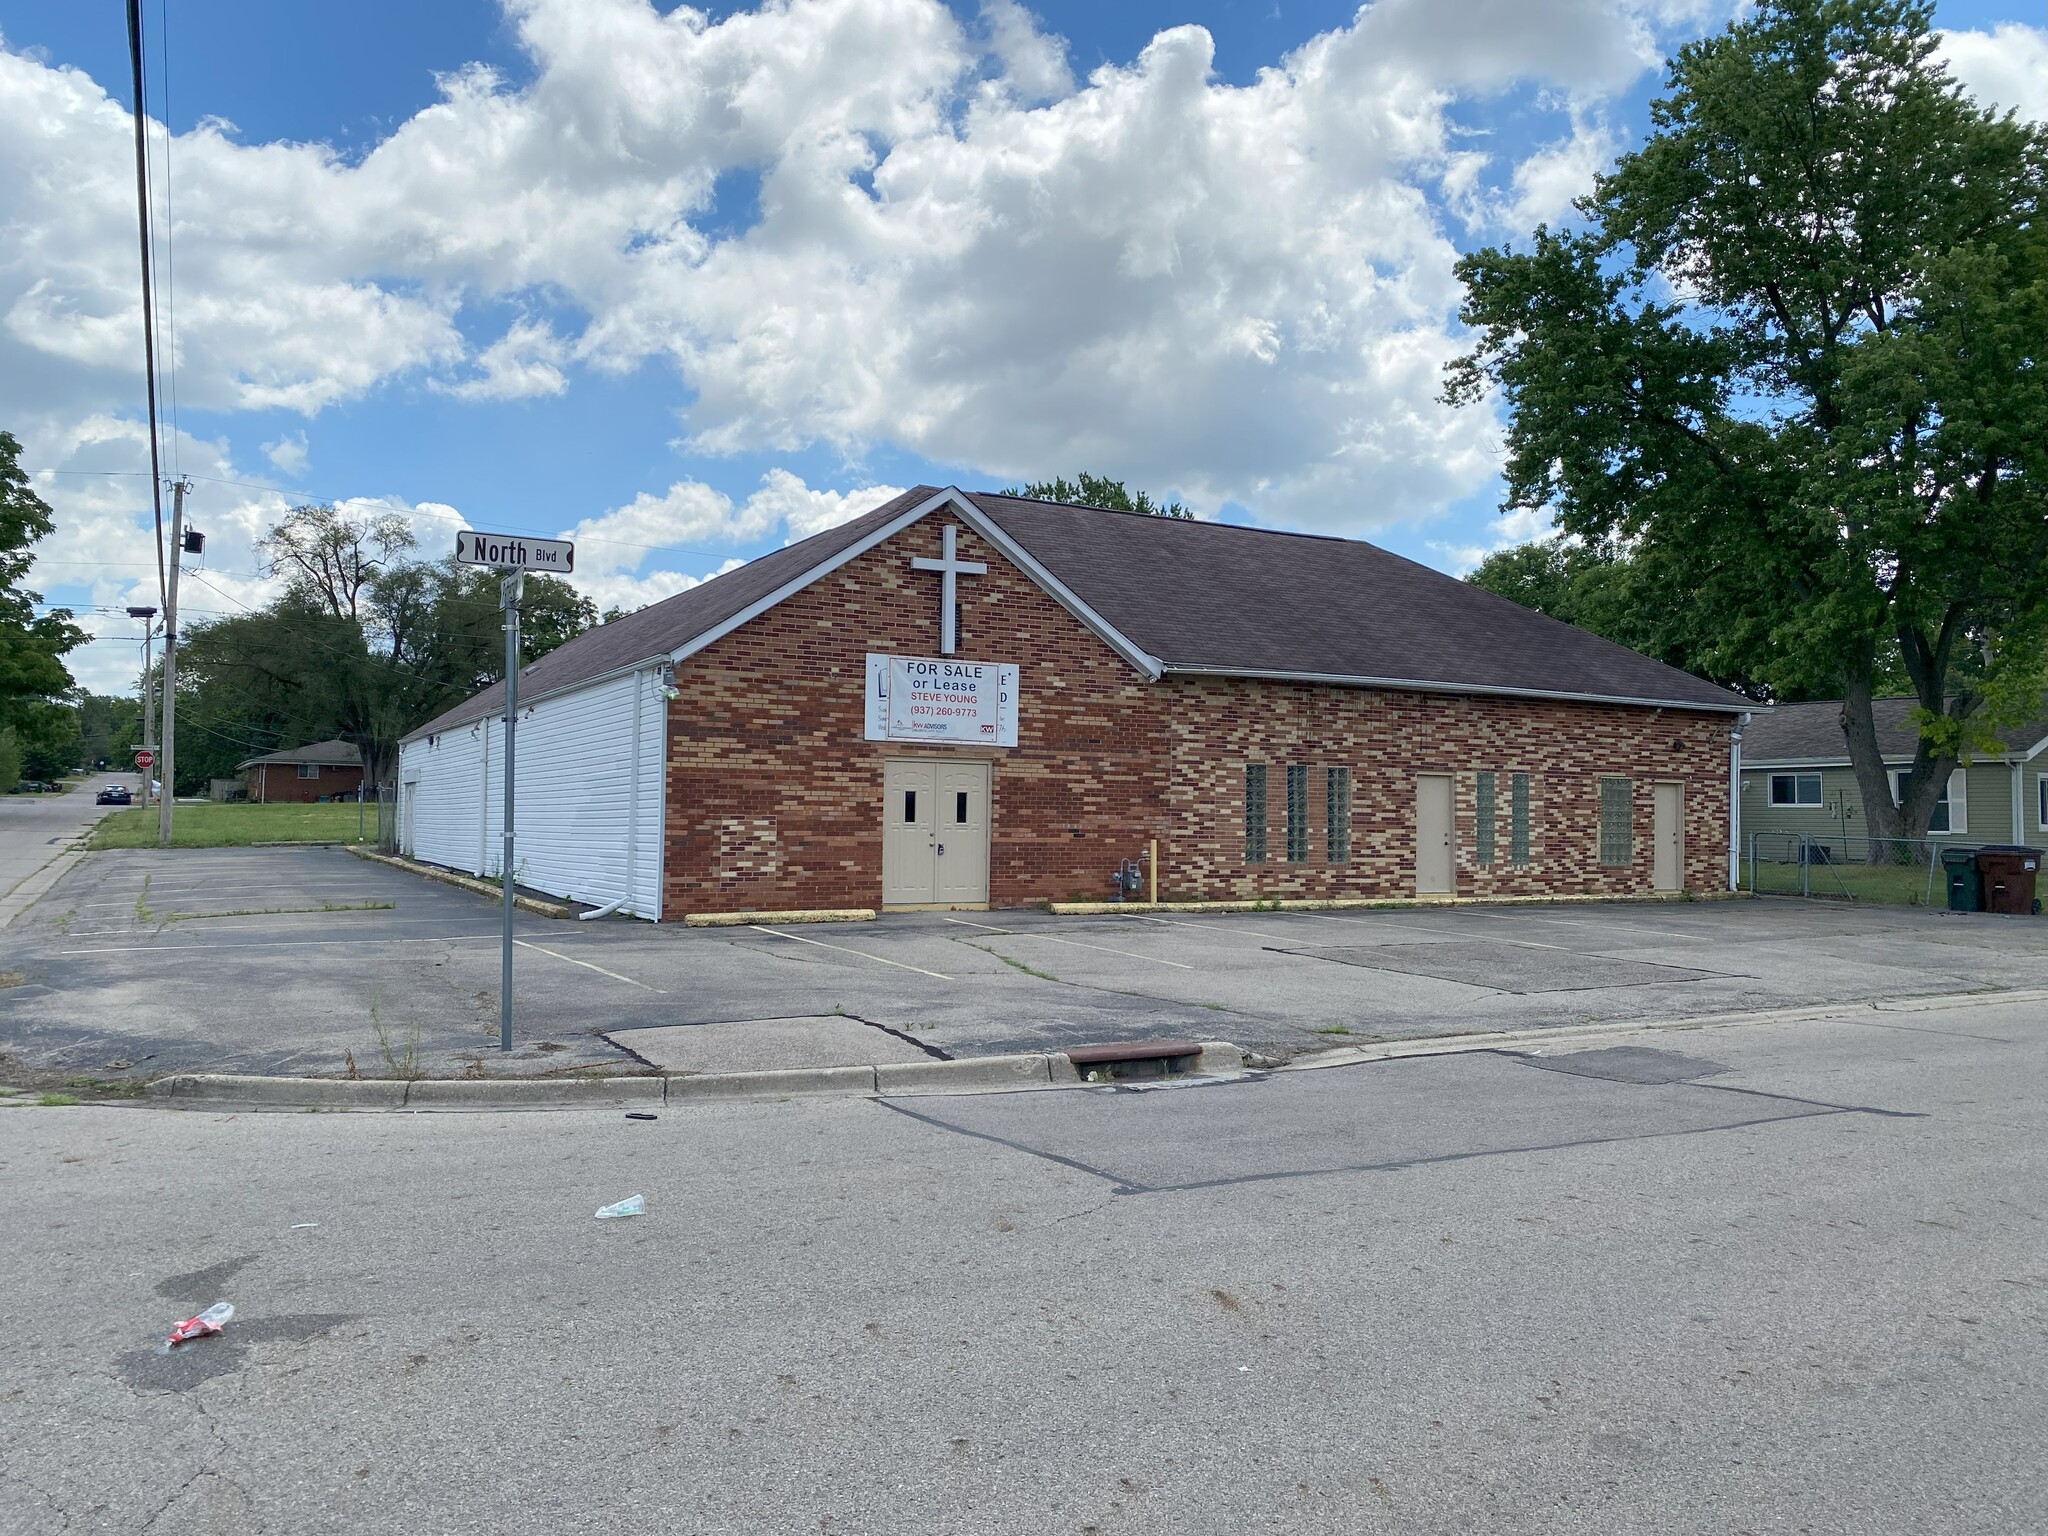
(398, 487, 1748, 919)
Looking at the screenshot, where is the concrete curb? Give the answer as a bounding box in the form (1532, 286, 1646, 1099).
(1049, 892, 1744, 916)
(1276, 985, 2048, 1074)
(141, 1043, 1242, 1110)
(683, 908, 877, 927)
(348, 847, 573, 918)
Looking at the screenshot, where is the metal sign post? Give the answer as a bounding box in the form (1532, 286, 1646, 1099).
(453, 530, 573, 1054)
(499, 569, 522, 1052)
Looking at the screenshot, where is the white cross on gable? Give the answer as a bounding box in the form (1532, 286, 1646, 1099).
(910, 522, 987, 655)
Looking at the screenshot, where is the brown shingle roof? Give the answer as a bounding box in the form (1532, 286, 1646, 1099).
(407, 486, 1749, 741)
(236, 738, 361, 769)
(966, 493, 1745, 710)
(1744, 697, 2048, 764)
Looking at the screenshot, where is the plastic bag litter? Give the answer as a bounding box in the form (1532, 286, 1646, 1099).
(594, 1194, 646, 1220)
(160, 1301, 234, 1354)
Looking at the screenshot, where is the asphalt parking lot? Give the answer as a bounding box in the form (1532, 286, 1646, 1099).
(2, 844, 2044, 1084)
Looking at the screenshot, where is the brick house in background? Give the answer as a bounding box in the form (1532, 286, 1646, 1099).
(238, 740, 364, 804)
(398, 487, 1750, 919)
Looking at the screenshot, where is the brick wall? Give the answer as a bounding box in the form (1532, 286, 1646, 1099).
(663, 518, 1172, 916)
(247, 763, 365, 804)
(663, 517, 1734, 916)
(1161, 678, 1730, 901)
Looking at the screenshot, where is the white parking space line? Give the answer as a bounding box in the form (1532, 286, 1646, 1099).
(749, 925, 954, 980)
(59, 932, 504, 955)
(1462, 910, 1717, 943)
(512, 938, 665, 992)
(1295, 911, 1578, 952)
(55, 916, 456, 938)
(1115, 914, 1341, 946)
(942, 916, 1195, 969)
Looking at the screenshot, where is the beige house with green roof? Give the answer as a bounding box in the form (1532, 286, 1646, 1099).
(1741, 698, 2048, 852)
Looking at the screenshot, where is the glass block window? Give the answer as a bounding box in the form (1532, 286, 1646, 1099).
(1245, 764, 1267, 863)
(1326, 767, 1351, 863)
(1598, 777, 1633, 867)
(1285, 765, 1309, 863)
(1510, 773, 1531, 865)
(1475, 771, 1497, 866)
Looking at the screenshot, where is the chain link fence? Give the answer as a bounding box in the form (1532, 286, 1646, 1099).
(1744, 832, 1948, 905)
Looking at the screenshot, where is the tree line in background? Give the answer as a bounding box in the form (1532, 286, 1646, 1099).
(1453, 0, 2048, 843)
(172, 505, 595, 792)
(0, 430, 85, 787)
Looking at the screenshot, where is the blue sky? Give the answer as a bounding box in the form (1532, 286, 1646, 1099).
(3, 0, 2043, 692)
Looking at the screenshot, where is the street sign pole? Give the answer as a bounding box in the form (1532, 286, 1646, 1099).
(500, 569, 523, 1053)
(452, 531, 571, 1055)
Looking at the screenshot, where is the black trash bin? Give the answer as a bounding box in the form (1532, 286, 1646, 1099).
(1973, 846, 2041, 916)
(1940, 847, 1982, 912)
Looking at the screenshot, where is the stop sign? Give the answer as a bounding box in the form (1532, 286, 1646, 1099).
(134, 749, 154, 770)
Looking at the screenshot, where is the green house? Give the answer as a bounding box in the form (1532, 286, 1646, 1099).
(1741, 697, 2048, 852)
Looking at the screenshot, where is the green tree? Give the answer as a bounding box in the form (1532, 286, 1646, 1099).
(77, 691, 141, 768)
(0, 430, 85, 735)
(181, 550, 596, 789)
(1003, 473, 1192, 519)
(1446, 0, 2048, 843)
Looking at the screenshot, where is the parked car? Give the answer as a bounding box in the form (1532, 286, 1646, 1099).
(96, 785, 132, 806)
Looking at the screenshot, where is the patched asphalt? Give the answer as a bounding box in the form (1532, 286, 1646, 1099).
(1, 842, 2045, 1085)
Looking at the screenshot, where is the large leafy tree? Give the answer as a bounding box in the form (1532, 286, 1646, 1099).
(1446, 0, 2048, 842)
(1003, 473, 1193, 519)
(182, 529, 597, 789)
(1, 430, 85, 743)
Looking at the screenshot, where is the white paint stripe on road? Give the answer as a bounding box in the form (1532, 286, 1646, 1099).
(1293, 911, 1577, 953)
(512, 938, 666, 992)
(942, 916, 1194, 969)
(1116, 913, 1342, 946)
(749, 925, 953, 980)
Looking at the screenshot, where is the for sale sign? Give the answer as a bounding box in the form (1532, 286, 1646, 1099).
(863, 654, 1018, 747)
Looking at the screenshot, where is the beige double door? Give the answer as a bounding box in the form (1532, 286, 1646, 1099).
(882, 759, 991, 908)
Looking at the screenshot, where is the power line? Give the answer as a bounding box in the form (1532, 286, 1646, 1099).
(123, 0, 168, 612)
(153, 0, 181, 476)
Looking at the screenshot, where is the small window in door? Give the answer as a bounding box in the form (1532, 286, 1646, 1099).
(955, 790, 969, 824)
(903, 790, 917, 823)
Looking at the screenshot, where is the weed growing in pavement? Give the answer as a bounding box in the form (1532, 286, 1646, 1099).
(968, 943, 1057, 982)
(36, 1093, 79, 1107)
(1314, 1025, 1352, 1036)
(369, 995, 423, 1080)
(133, 875, 155, 926)
(0, 970, 24, 989)
(342, 1051, 360, 1080)
(162, 901, 394, 923)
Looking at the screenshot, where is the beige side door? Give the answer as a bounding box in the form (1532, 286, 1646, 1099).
(1652, 781, 1684, 891)
(881, 760, 938, 906)
(1416, 774, 1454, 895)
(934, 760, 992, 906)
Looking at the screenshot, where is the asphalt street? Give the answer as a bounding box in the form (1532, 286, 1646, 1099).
(0, 775, 135, 924)
(2, 996, 2041, 1533)
(1, 844, 2045, 1084)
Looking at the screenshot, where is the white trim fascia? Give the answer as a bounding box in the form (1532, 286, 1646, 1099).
(2022, 734, 2048, 762)
(1746, 751, 2026, 770)
(1160, 664, 1751, 715)
(666, 486, 1165, 681)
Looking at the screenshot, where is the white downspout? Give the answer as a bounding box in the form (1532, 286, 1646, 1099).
(581, 667, 646, 921)
(2013, 760, 2024, 845)
(1728, 713, 1749, 891)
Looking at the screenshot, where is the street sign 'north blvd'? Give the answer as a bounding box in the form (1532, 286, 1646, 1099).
(455, 530, 575, 573)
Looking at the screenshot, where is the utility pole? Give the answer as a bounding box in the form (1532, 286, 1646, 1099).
(158, 477, 188, 846)
(499, 570, 523, 1052)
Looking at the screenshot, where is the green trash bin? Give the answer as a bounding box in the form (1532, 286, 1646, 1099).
(1941, 847, 1982, 912)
